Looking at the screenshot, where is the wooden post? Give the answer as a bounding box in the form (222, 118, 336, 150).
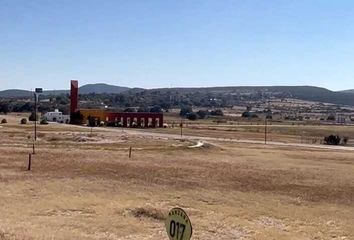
(32, 143, 35, 154)
(129, 146, 132, 158)
(28, 154, 32, 171)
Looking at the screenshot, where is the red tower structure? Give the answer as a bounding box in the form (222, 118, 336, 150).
(68, 80, 163, 127)
(70, 80, 78, 114)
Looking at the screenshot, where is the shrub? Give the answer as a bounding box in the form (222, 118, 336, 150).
(187, 112, 198, 120)
(20, 118, 27, 124)
(210, 109, 224, 116)
(150, 106, 162, 113)
(70, 111, 84, 125)
(327, 115, 335, 121)
(324, 135, 341, 145)
(196, 110, 208, 119)
(180, 106, 193, 117)
(242, 111, 258, 118)
(29, 112, 38, 121)
(1, 119, 7, 124)
(87, 116, 97, 127)
(124, 108, 135, 112)
(40, 119, 48, 125)
(137, 107, 149, 112)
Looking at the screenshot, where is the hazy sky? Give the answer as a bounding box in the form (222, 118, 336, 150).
(1, 0, 354, 91)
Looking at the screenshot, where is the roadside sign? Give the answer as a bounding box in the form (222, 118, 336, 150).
(35, 88, 43, 94)
(165, 208, 192, 240)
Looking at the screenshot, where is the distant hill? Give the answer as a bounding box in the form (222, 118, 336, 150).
(1, 84, 354, 106)
(79, 83, 129, 94)
(135, 85, 354, 106)
(0, 83, 131, 97)
(340, 89, 354, 94)
(0, 89, 33, 98)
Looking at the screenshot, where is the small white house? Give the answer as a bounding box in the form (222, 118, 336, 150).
(44, 109, 70, 123)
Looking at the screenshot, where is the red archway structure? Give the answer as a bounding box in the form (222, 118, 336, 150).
(106, 112, 163, 128)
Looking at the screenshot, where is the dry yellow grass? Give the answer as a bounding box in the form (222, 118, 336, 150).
(0, 114, 353, 239)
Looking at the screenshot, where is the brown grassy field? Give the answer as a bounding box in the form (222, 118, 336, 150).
(0, 114, 353, 239)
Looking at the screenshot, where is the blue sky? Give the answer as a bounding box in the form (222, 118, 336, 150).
(1, 0, 354, 91)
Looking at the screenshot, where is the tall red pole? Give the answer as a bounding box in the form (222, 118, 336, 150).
(70, 80, 78, 114)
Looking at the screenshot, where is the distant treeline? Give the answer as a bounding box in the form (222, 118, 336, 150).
(0, 95, 70, 115)
(0, 90, 243, 115)
(1, 85, 354, 115)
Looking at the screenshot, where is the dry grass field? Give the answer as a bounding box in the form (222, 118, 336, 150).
(0, 114, 354, 239)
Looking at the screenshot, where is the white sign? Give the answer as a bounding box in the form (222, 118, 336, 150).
(165, 208, 192, 240)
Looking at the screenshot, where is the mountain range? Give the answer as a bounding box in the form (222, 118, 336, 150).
(341, 89, 354, 94)
(1, 83, 354, 106)
(0, 83, 130, 98)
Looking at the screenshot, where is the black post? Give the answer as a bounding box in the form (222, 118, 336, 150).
(34, 93, 37, 141)
(180, 119, 183, 139)
(28, 154, 32, 171)
(264, 118, 267, 144)
(129, 146, 132, 158)
(32, 144, 35, 154)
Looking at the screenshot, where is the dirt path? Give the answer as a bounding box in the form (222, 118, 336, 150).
(116, 128, 354, 151)
(30, 122, 354, 151)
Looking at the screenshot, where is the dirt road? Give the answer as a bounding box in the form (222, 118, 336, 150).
(99, 127, 354, 152)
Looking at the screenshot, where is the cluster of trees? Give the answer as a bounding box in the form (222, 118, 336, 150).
(179, 106, 223, 120)
(0, 96, 69, 114)
(0, 102, 10, 114)
(52, 87, 269, 110)
(122, 106, 163, 113)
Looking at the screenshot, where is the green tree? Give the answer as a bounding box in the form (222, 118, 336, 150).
(196, 110, 208, 119)
(0, 102, 10, 114)
(180, 106, 193, 117)
(70, 111, 84, 125)
(150, 106, 162, 113)
(87, 116, 97, 127)
(327, 115, 335, 121)
(187, 112, 198, 120)
(29, 112, 38, 121)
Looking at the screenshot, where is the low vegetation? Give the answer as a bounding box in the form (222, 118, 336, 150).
(40, 119, 48, 125)
(20, 118, 27, 124)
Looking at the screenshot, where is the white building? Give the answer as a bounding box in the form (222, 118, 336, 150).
(336, 114, 346, 124)
(44, 109, 70, 123)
